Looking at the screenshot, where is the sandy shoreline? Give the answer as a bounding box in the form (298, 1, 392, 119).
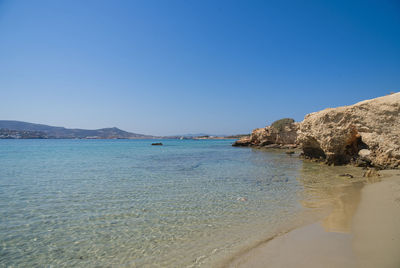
(226, 170, 400, 268)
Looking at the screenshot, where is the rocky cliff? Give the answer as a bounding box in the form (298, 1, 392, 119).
(233, 118, 299, 148)
(298, 93, 400, 169)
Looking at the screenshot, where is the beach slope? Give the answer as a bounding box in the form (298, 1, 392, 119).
(227, 171, 400, 268)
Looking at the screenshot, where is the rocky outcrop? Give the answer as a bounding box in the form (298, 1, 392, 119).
(231, 136, 252, 146)
(298, 93, 400, 169)
(233, 118, 299, 148)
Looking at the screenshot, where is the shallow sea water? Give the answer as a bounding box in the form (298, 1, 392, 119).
(0, 139, 365, 267)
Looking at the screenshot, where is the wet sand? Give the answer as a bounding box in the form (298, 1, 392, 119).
(227, 170, 400, 268)
(352, 170, 400, 268)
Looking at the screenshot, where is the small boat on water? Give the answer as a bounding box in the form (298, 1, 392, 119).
(151, 142, 163, 146)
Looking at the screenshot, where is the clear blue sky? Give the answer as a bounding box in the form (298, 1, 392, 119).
(1, 0, 399, 135)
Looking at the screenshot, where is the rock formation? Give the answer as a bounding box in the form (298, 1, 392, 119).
(231, 136, 252, 147)
(297, 93, 400, 168)
(233, 118, 299, 148)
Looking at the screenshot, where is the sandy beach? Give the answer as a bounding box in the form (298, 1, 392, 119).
(227, 170, 400, 268)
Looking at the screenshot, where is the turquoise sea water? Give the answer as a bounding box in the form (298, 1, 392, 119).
(0, 139, 364, 267)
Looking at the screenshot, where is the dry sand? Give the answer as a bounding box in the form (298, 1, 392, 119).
(227, 170, 400, 268)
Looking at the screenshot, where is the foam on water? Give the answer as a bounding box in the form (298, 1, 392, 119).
(0, 139, 365, 267)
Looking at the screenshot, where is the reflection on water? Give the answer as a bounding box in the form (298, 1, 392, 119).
(297, 162, 367, 233)
(322, 182, 363, 233)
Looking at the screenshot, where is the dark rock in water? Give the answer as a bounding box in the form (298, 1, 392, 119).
(151, 142, 163, 146)
(286, 150, 295, 155)
(339, 173, 354, 178)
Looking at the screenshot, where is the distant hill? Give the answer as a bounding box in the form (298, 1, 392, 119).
(0, 120, 153, 139)
(0, 128, 48, 139)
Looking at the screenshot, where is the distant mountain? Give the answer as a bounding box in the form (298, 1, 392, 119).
(0, 120, 153, 139)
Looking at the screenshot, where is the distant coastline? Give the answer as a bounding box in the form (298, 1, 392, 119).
(0, 120, 248, 140)
(0, 120, 153, 139)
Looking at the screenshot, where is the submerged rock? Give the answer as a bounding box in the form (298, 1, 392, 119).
(298, 93, 400, 169)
